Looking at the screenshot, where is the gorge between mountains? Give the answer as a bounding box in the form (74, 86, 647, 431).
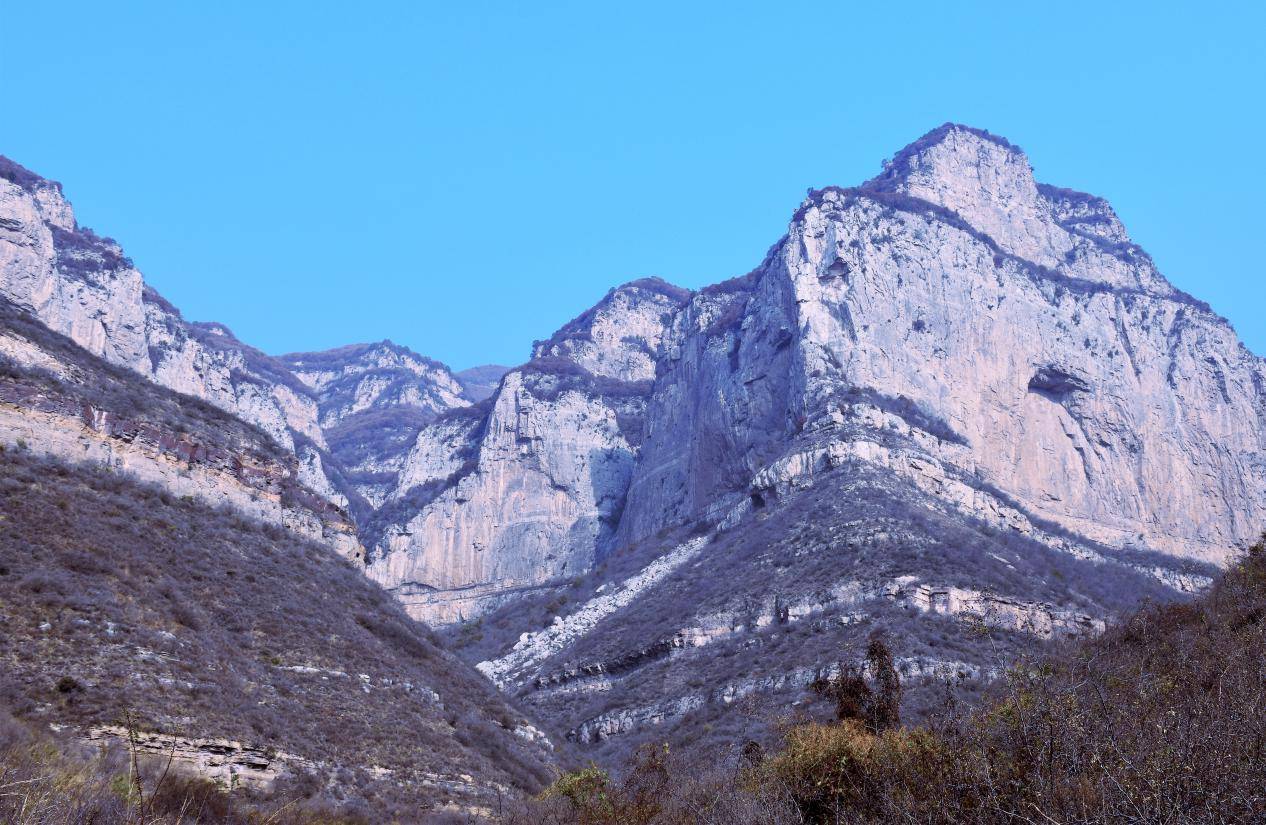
(1, 123, 1261, 817)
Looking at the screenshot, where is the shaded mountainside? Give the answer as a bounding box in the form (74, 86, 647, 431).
(279, 342, 472, 514)
(0, 447, 554, 819)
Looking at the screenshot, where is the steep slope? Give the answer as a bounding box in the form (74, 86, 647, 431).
(440, 124, 1263, 757)
(0, 157, 351, 520)
(620, 124, 1266, 564)
(279, 341, 471, 512)
(366, 278, 691, 624)
(0, 296, 359, 557)
(522, 542, 1266, 824)
(0, 448, 554, 818)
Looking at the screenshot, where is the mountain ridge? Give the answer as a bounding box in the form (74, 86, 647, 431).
(3, 122, 1263, 772)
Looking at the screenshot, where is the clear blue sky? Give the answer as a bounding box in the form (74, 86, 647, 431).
(2, 2, 1262, 369)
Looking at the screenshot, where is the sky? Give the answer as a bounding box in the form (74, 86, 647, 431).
(2, 2, 1263, 369)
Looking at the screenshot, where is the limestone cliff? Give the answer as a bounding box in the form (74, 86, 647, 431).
(439, 125, 1264, 756)
(0, 157, 357, 553)
(367, 278, 690, 623)
(621, 124, 1266, 564)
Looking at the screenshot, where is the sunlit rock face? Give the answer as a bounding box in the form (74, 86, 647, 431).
(0, 157, 359, 550)
(619, 124, 1266, 565)
(408, 126, 1266, 759)
(367, 279, 690, 624)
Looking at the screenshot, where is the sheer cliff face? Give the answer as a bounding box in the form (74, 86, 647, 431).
(367, 279, 689, 624)
(788, 127, 1265, 563)
(620, 126, 1266, 565)
(0, 160, 359, 554)
(437, 126, 1266, 756)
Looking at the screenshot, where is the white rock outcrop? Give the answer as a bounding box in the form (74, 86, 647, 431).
(368, 279, 690, 624)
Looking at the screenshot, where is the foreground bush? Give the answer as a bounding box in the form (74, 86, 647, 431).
(521, 540, 1266, 824)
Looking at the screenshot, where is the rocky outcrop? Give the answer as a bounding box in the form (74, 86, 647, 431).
(531, 277, 692, 381)
(0, 158, 363, 548)
(440, 124, 1259, 758)
(367, 279, 690, 624)
(84, 726, 300, 791)
(279, 341, 471, 508)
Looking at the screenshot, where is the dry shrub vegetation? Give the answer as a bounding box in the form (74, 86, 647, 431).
(0, 447, 552, 821)
(0, 709, 366, 824)
(508, 540, 1266, 824)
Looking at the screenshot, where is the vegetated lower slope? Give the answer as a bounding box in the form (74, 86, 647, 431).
(0, 447, 554, 819)
(513, 540, 1266, 824)
(0, 708, 366, 824)
(0, 296, 360, 557)
(454, 459, 1212, 766)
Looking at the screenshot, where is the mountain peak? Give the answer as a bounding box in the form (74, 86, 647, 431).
(865, 123, 1029, 194)
(852, 122, 1077, 266)
(531, 276, 690, 381)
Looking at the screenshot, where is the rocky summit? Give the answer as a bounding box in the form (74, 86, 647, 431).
(0, 123, 1262, 806)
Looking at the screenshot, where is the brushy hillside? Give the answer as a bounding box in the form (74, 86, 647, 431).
(508, 539, 1266, 824)
(0, 448, 554, 820)
(455, 460, 1211, 767)
(0, 709, 365, 824)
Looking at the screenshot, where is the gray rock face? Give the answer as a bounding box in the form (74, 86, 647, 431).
(279, 341, 471, 508)
(367, 279, 690, 624)
(433, 125, 1266, 757)
(0, 158, 358, 551)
